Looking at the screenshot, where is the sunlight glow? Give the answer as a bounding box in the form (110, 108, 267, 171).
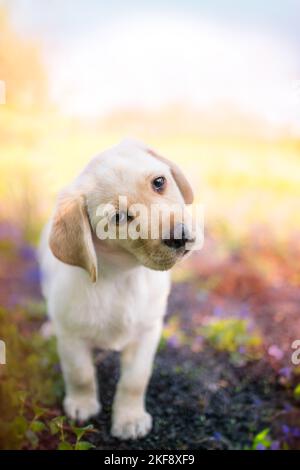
(48, 13, 300, 130)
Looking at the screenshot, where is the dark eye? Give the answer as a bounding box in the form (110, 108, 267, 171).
(152, 176, 166, 193)
(111, 211, 133, 225)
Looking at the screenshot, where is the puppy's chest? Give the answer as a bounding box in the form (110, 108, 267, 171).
(75, 275, 150, 350)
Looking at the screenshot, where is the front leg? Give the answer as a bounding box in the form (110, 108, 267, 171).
(112, 321, 162, 440)
(57, 335, 101, 422)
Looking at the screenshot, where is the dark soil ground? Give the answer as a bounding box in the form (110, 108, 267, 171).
(88, 280, 300, 450)
(90, 345, 288, 450)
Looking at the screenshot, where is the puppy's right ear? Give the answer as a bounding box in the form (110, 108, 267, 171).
(49, 193, 98, 282)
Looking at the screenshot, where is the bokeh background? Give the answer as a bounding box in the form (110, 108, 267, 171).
(1, 0, 300, 450)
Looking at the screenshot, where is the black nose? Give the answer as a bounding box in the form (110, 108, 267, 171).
(163, 224, 190, 250)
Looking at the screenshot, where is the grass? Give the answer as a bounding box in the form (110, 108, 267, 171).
(0, 305, 97, 450)
(0, 306, 61, 449)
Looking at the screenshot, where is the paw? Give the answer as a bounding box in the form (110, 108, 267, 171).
(111, 411, 152, 440)
(64, 395, 101, 422)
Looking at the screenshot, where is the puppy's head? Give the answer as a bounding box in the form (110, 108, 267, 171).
(49, 140, 196, 281)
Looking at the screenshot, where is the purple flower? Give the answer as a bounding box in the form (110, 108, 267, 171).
(253, 397, 262, 406)
(213, 432, 222, 441)
(268, 345, 284, 361)
(282, 424, 290, 435)
(292, 427, 300, 438)
(167, 335, 180, 348)
(239, 305, 250, 319)
(19, 244, 36, 261)
(279, 367, 292, 379)
(256, 444, 266, 450)
(213, 306, 223, 317)
(270, 441, 280, 450)
(24, 266, 41, 284)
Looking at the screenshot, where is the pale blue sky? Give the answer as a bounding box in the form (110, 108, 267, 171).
(2, 0, 299, 127)
(4, 0, 300, 48)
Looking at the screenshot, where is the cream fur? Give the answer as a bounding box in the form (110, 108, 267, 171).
(38, 139, 194, 440)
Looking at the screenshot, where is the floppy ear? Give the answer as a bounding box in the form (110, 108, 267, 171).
(147, 148, 194, 204)
(49, 193, 98, 282)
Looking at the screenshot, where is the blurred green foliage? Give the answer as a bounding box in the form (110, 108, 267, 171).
(251, 428, 272, 450)
(0, 307, 97, 449)
(293, 384, 300, 401)
(0, 307, 61, 448)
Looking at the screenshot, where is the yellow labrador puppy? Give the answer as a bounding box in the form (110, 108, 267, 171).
(39, 139, 195, 440)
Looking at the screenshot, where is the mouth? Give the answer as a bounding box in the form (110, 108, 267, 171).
(130, 246, 177, 271)
(119, 235, 195, 271)
(142, 246, 191, 271)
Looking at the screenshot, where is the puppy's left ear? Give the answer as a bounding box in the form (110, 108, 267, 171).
(147, 148, 194, 204)
(49, 193, 98, 282)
